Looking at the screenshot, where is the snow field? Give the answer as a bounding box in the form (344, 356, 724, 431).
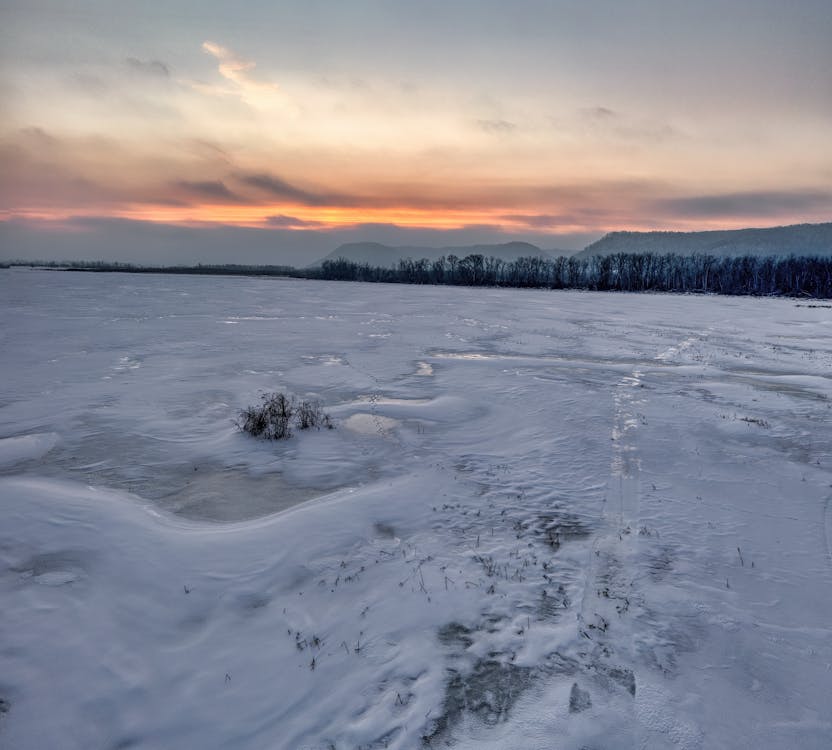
(1, 270, 831, 748)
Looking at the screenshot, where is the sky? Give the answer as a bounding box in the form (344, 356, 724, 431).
(1, 0, 831, 264)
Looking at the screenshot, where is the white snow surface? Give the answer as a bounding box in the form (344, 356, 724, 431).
(1, 269, 831, 749)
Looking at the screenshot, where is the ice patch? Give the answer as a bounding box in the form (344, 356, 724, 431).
(0, 433, 59, 468)
(113, 355, 141, 371)
(301, 354, 345, 366)
(226, 315, 283, 321)
(655, 334, 703, 362)
(342, 413, 399, 435)
(160, 468, 322, 522)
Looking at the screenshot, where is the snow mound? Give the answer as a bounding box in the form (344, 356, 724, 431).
(0, 433, 59, 468)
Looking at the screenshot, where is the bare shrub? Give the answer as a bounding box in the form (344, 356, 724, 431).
(239, 392, 334, 440)
(296, 399, 325, 430)
(239, 392, 295, 440)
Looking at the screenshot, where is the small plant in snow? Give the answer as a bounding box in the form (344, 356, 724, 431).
(238, 392, 333, 440)
(239, 392, 295, 439)
(296, 398, 333, 430)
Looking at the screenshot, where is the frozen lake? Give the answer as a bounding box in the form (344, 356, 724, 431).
(1, 269, 831, 749)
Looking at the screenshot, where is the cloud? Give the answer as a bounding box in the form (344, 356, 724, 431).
(175, 180, 244, 203)
(201, 41, 278, 93)
(573, 106, 681, 143)
(189, 140, 234, 165)
(655, 190, 832, 219)
(0, 131, 126, 209)
(125, 57, 170, 78)
(69, 72, 110, 95)
(238, 172, 353, 207)
(1, 129, 245, 210)
(1, 215, 599, 268)
(196, 41, 296, 112)
(580, 106, 617, 120)
(0, 216, 330, 266)
(12, 126, 64, 145)
(476, 119, 517, 135)
(266, 214, 326, 228)
(500, 214, 562, 228)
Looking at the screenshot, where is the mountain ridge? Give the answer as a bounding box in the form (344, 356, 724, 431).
(310, 241, 572, 267)
(574, 222, 832, 259)
(311, 222, 832, 267)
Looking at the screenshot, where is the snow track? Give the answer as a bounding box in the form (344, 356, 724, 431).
(571, 365, 647, 745)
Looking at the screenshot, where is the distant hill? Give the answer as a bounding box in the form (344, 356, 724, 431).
(574, 222, 832, 259)
(311, 241, 572, 267)
(308, 222, 832, 268)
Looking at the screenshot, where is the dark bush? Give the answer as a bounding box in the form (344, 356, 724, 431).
(239, 392, 294, 439)
(239, 393, 333, 440)
(296, 399, 333, 431)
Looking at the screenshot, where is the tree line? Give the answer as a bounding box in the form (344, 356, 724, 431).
(308, 253, 832, 298)
(7, 260, 295, 276)
(6, 253, 831, 297)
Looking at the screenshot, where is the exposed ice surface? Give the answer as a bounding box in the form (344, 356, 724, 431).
(1, 269, 831, 749)
(0, 432, 59, 468)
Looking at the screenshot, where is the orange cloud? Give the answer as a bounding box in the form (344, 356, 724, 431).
(202, 42, 265, 88)
(199, 40, 286, 105)
(4, 125, 829, 238)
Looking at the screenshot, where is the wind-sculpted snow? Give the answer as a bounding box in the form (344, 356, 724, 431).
(1, 269, 831, 749)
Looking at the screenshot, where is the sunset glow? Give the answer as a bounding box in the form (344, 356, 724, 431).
(1, 1, 830, 262)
